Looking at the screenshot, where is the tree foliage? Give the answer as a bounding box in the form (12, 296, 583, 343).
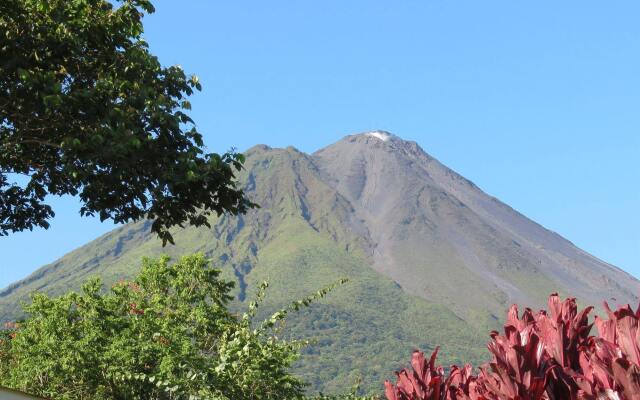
(384, 293, 640, 400)
(0, 0, 253, 244)
(0, 254, 346, 399)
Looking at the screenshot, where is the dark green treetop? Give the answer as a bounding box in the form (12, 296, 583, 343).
(0, 0, 253, 244)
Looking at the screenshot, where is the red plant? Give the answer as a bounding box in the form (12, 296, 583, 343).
(384, 348, 445, 400)
(384, 293, 640, 400)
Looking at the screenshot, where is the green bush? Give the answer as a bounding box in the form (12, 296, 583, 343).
(0, 254, 344, 399)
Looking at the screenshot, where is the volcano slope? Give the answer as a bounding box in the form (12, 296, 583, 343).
(1, 132, 637, 393)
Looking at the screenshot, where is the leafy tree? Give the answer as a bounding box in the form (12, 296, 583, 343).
(0, 254, 346, 399)
(0, 0, 253, 244)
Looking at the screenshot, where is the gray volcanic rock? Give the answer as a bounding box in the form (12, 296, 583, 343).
(313, 131, 638, 318)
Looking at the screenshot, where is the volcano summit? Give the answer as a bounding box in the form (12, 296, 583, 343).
(1, 132, 637, 392)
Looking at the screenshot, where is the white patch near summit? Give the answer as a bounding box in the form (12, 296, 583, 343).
(366, 131, 392, 142)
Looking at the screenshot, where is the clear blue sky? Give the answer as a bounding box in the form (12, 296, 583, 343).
(1, 1, 639, 288)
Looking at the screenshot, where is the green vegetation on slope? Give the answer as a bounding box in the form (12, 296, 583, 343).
(238, 217, 488, 393)
(0, 146, 490, 394)
(0, 216, 489, 394)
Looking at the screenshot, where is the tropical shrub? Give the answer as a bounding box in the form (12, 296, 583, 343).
(384, 293, 640, 400)
(0, 254, 345, 400)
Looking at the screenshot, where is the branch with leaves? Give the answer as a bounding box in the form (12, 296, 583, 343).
(0, 0, 255, 244)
